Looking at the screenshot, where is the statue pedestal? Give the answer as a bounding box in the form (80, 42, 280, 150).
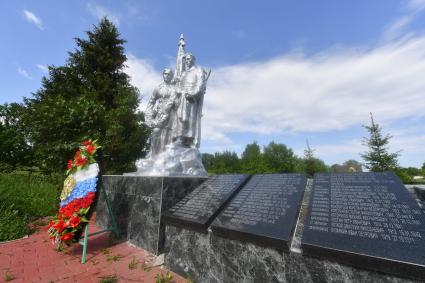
(95, 175, 206, 254)
(131, 143, 207, 176)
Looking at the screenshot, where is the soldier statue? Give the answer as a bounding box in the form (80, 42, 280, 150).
(131, 35, 210, 176)
(173, 53, 209, 148)
(145, 68, 177, 156)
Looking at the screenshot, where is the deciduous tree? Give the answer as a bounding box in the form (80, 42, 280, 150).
(0, 103, 33, 171)
(240, 142, 264, 173)
(262, 142, 296, 173)
(208, 151, 241, 174)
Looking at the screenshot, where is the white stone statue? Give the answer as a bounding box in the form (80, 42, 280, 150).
(173, 53, 209, 148)
(145, 68, 177, 156)
(128, 35, 210, 176)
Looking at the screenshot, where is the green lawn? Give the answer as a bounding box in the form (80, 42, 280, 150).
(0, 173, 60, 241)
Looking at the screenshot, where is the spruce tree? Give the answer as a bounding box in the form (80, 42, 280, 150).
(303, 139, 329, 177)
(361, 113, 399, 172)
(24, 18, 149, 174)
(303, 139, 315, 177)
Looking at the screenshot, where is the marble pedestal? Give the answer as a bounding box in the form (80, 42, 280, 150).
(95, 175, 206, 254)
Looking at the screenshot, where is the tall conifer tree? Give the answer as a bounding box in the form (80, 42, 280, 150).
(24, 18, 149, 173)
(361, 113, 399, 172)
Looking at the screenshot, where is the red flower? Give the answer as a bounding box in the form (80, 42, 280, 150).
(87, 192, 95, 201)
(81, 193, 95, 208)
(75, 152, 88, 167)
(60, 233, 73, 242)
(53, 220, 65, 233)
(85, 144, 96, 155)
(48, 221, 54, 228)
(69, 216, 81, 228)
(59, 193, 95, 219)
(81, 140, 93, 146)
(67, 159, 74, 170)
(59, 206, 74, 219)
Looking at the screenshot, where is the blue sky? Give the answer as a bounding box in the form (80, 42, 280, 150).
(1, 1, 425, 168)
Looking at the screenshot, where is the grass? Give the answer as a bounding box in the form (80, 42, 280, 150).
(4, 270, 15, 281)
(155, 271, 173, 283)
(98, 275, 118, 283)
(0, 172, 59, 241)
(128, 256, 138, 270)
(141, 262, 152, 272)
(106, 254, 123, 262)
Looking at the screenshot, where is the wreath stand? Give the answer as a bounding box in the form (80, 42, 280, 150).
(78, 183, 119, 264)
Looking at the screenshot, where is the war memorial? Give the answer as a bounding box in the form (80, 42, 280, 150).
(95, 36, 425, 282)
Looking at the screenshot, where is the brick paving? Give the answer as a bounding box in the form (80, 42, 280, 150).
(0, 224, 187, 283)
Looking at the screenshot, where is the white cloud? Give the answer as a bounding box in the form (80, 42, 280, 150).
(202, 35, 425, 143)
(383, 0, 425, 40)
(23, 10, 44, 30)
(297, 139, 363, 162)
(392, 133, 425, 154)
(387, 123, 425, 163)
(87, 3, 120, 26)
(17, 67, 32, 80)
(125, 35, 425, 147)
(125, 54, 162, 110)
(383, 16, 413, 41)
(36, 64, 48, 73)
(407, 0, 425, 12)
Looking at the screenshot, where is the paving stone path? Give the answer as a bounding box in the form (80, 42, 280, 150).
(0, 224, 186, 283)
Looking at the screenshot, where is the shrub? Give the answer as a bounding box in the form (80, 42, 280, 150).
(0, 173, 59, 241)
(0, 204, 29, 241)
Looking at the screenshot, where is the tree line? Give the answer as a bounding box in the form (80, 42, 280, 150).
(202, 141, 329, 177)
(202, 114, 425, 183)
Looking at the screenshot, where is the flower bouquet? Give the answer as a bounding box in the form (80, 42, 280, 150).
(48, 139, 100, 250)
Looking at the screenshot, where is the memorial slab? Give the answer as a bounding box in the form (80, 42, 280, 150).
(162, 174, 250, 231)
(211, 173, 307, 252)
(302, 172, 425, 280)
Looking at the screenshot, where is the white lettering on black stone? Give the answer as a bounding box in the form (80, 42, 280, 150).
(170, 175, 245, 221)
(308, 174, 423, 244)
(223, 174, 302, 226)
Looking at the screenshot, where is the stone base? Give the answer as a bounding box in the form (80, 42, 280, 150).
(162, 180, 421, 282)
(163, 225, 418, 283)
(96, 175, 422, 281)
(130, 143, 207, 176)
(95, 175, 206, 254)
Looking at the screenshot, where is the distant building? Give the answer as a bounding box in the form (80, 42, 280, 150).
(331, 160, 363, 173)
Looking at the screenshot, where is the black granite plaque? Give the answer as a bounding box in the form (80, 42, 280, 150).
(302, 172, 425, 280)
(162, 174, 250, 232)
(211, 174, 307, 252)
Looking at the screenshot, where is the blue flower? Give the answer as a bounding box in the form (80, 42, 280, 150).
(60, 177, 98, 207)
